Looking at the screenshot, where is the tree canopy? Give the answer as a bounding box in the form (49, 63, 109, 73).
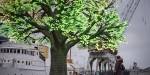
(0, 0, 127, 75)
(0, 0, 126, 51)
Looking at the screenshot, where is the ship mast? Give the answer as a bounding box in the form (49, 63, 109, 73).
(67, 49, 72, 64)
(121, 0, 141, 22)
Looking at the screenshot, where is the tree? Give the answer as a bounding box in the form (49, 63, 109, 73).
(0, 0, 126, 75)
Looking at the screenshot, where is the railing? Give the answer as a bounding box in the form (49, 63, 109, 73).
(68, 69, 150, 75)
(79, 70, 130, 75)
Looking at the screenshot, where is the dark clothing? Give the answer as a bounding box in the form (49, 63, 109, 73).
(114, 59, 125, 75)
(120, 64, 125, 71)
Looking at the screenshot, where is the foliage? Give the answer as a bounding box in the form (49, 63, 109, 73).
(0, 0, 126, 51)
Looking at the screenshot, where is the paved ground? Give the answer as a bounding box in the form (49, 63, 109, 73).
(130, 71, 150, 75)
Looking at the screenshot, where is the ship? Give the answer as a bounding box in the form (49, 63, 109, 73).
(0, 36, 48, 75)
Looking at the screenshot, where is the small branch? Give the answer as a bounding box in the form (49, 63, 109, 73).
(22, 27, 33, 33)
(7, 11, 55, 45)
(31, 29, 40, 33)
(79, 21, 96, 36)
(104, 0, 116, 9)
(66, 38, 80, 49)
(89, 24, 103, 40)
(24, 32, 32, 41)
(0, 13, 4, 16)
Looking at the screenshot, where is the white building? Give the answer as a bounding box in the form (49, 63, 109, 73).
(0, 36, 47, 75)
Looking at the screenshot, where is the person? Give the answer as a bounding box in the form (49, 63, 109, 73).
(114, 56, 125, 75)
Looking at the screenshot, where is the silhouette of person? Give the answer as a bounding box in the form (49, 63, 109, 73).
(114, 56, 125, 75)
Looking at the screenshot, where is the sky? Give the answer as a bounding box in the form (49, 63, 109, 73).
(69, 0, 150, 69)
(117, 0, 150, 69)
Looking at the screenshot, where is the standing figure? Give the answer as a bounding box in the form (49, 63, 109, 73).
(114, 56, 125, 75)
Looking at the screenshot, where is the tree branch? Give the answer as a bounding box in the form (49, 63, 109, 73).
(66, 39, 80, 49)
(105, 0, 116, 9)
(21, 27, 33, 33)
(79, 21, 96, 36)
(89, 24, 103, 40)
(0, 12, 4, 16)
(7, 11, 56, 44)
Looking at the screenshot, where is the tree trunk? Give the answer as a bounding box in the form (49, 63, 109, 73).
(50, 47, 67, 75)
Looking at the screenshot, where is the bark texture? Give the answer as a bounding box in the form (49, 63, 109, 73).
(50, 47, 67, 75)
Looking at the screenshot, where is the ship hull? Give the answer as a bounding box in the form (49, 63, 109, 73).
(0, 67, 46, 75)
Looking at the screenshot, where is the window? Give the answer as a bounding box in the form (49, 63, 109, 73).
(10, 49, 12, 53)
(25, 61, 31, 65)
(22, 61, 24, 63)
(1, 49, 3, 52)
(22, 49, 27, 54)
(17, 49, 20, 53)
(37, 52, 39, 55)
(26, 61, 28, 65)
(6, 49, 9, 53)
(0, 49, 1, 53)
(28, 62, 30, 65)
(17, 60, 20, 63)
(1, 60, 3, 63)
(4, 48, 6, 53)
(22, 49, 24, 54)
(13, 49, 16, 53)
(31, 51, 34, 56)
(4, 59, 6, 62)
(24, 50, 27, 54)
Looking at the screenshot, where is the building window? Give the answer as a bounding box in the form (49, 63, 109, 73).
(31, 51, 34, 56)
(0, 49, 2, 53)
(1, 49, 4, 53)
(22, 49, 27, 54)
(22, 49, 24, 54)
(28, 62, 30, 65)
(25, 61, 31, 65)
(1, 60, 3, 63)
(17, 49, 20, 53)
(4, 59, 6, 62)
(14, 49, 16, 53)
(17, 60, 20, 63)
(4, 48, 6, 53)
(37, 52, 39, 55)
(10, 49, 13, 53)
(26, 61, 28, 65)
(7, 49, 9, 53)
(24, 50, 27, 54)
